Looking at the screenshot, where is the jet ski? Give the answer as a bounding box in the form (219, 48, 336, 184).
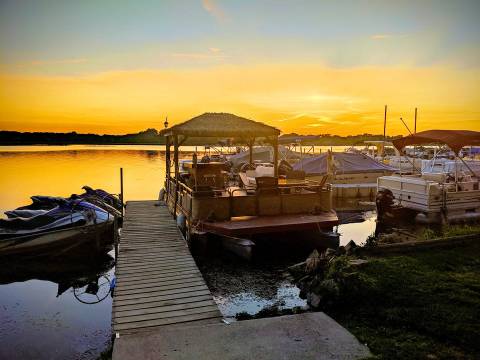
(78, 186, 123, 214)
(9, 186, 122, 218)
(0, 199, 115, 257)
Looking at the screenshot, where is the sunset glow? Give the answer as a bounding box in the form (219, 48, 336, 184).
(1, 0, 479, 135)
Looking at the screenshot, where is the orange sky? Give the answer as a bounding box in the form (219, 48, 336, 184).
(0, 1, 479, 136)
(1, 64, 479, 136)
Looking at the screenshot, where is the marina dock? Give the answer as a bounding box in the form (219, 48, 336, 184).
(112, 200, 222, 335)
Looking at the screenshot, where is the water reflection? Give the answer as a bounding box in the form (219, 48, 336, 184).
(196, 251, 308, 322)
(336, 210, 377, 246)
(213, 283, 307, 321)
(0, 253, 114, 300)
(0, 149, 167, 216)
(0, 251, 115, 360)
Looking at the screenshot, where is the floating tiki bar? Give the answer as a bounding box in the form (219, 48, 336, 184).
(162, 113, 338, 251)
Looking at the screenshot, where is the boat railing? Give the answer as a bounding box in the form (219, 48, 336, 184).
(166, 176, 331, 222)
(167, 176, 329, 196)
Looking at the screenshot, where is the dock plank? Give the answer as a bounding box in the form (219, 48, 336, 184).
(114, 311, 222, 331)
(112, 201, 222, 334)
(114, 289, 213, 307)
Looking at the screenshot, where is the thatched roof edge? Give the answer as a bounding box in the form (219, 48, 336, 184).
(163, 112, 280, 138)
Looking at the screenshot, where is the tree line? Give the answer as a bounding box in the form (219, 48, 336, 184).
(0, 129, 401, 146)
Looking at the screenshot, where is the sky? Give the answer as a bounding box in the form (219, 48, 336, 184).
(0, 0, 479, 136)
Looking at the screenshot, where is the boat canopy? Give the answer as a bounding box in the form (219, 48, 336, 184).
(292, 152, 396, 175)
(392, 130, 480, 154)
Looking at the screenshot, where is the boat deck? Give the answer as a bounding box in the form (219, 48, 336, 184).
(199, 211, 338, 236)
(112, 200, 222, 335)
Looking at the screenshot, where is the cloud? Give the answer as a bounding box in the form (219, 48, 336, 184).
(27, 58, 88, 66)
(370, 34, 409, 40)
(209, 47, 221, 53)
(202, 0, 228, 22)
(370, 34, 391, 40)
(169, 51, 228, 60)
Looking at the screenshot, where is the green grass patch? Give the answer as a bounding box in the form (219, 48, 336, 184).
(420, 224, 480, 241)
(325, 242, 480, 359)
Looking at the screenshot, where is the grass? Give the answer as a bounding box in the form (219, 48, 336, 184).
(421, 224, 480, 241)
(324, 241, 480, 359)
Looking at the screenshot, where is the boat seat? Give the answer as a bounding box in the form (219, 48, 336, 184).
(4, 209, 48, 219)
(239, 172, 256, 190)
(0, 214, 59, 230)
(256, 176, 279, 195)
(286, 170, 306, 180)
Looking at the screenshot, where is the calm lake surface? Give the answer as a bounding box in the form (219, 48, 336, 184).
(0, 145, 375, 360)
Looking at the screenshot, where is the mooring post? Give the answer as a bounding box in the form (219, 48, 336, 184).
(114, 215, 119, 261)
(120, 167, 124, 218)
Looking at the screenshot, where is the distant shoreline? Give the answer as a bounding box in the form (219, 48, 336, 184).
(0, 129, 400, 147)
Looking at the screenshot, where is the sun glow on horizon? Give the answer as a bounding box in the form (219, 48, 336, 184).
(1, 64, 479, 136)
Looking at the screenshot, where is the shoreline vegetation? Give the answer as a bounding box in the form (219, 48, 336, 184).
(287, 226, 480, 360)
(0, 129, 401, 146)
(331, 241, 480, 359)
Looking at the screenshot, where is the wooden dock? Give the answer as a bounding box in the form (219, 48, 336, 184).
(112, 200, 222, 335)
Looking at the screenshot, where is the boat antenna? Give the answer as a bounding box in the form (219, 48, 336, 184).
(414, 108, 417, 134)
(413, 108, 418, 161)
(383, 105, 387, 157)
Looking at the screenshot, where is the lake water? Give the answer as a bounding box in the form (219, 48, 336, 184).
(0, 145, 375, 359)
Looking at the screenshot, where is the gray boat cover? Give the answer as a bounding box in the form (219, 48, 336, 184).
(292, 152, 397, 175)
(228, 146, 301, 167)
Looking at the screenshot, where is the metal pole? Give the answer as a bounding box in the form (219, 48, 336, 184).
(413, 108, 417, 169)
(400, 117, 413, 135)
(383, 105, 387, 157)
(414, 107, 417, 134)
(458, 155, 477, 177)
(455, 154, 458, 192)
(120, 167, 124, 217)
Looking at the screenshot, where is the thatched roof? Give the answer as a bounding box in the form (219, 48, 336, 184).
(164, 113, 280, 138)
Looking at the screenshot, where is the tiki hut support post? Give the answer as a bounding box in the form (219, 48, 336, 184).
(249, 138, 254, 166)
(165, 135, 171, 201)
(173, 134, 179, 219)
(272, 136, 279, 177)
